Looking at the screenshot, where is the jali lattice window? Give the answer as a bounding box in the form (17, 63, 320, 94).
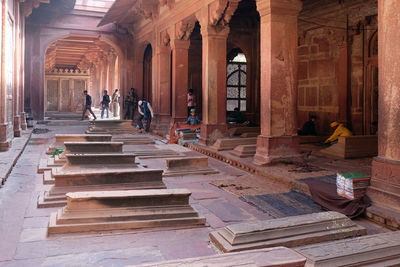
(227, 53, 247, 111)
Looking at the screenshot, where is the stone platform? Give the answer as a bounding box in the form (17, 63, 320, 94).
(211, 137, 257, 151)
(163, 157, 219, 177)
(111, 134, 155, 145)
(46, 134, 112, 155)
(320, 135, 378, 159)
(295, 231, 400, 266)
(136, 247, 306, 267)
(37, 157, 65, 173)
(86, 120, 136, 134)
(210, 212, 366, 252)
(131, 149, 181, 159)
(48, 189, 206, 234)
(230, 144, 256, 158)
(38, 168, 165, 208)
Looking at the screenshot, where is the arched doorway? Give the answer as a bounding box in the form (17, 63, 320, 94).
(364, 31, 378, 135)
(143, 44, 153, 103)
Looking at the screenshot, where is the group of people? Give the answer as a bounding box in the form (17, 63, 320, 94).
(81, 88, 154, 133)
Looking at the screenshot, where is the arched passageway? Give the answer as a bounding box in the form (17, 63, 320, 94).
(44, 34, 121, 115)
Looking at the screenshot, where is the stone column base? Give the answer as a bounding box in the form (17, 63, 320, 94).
(13, 115, 21, 137)
(151, 114, 172, 137)
(253, 135, 300, 165)
(0, 123, 12, 152)
(20, 112, 27, 130)
(367, 157, 400, 212)
(199, 124, 228, 146)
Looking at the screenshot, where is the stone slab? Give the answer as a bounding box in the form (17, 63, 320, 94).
(131, 149, 181, 159)
(295, 231, 400, 267)
(111, 135, 155, 145)
(135, 247, 306, 267)
(38, 168, 166, 208)
(210, 212, 366, 252)
(86, 120, 136, 134)
(46, 134, 112, 155)
(48, 189, 206, 234)
(62, 153, 137, 169)
(63, 141, 123, 155)
(320, 135, 378, 159)
(163, 157, 219, 177)
(230, 144, 256, 158)
(211, 137, 257, 151)
(43, 170, 55, 185)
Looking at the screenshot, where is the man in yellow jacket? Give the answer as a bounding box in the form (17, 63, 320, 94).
(324, 121, 352, 144)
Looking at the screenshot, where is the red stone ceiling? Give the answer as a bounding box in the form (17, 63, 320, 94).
(45, 35, 115, 71)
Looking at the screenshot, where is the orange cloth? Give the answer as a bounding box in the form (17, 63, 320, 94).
(167, 122, 200, 144)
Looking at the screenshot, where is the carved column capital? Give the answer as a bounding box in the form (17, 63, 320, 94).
(256, 0, 302, 17)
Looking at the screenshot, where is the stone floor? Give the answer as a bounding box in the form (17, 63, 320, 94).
(0, 123, 390, 267)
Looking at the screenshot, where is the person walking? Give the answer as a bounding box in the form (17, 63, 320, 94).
(124, 88, 138, 121)
(111, 89, 120, 117)
(81, 90, 97, 120)
(100, 90, 111, 119)
(137, 100, 154, 133)
(187, 88, 196, 117)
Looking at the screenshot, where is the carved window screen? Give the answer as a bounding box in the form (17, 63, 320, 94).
(226, 62, 247, 111)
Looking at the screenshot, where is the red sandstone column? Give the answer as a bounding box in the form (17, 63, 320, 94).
(368, 0, 400, 211)
(19, 14, 27, 130)
(253, 0, 302, 165)
(199, 25, 229, 145)
(156, 44, 172, 131)
(13, 2, 21, 137)
(171, 39, 190, 123)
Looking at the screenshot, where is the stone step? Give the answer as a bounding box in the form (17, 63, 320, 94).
(37, 158, 64, 174)
(229, 127, 260, 137)
(211, 137, 257, 151)
(295, 231, 400, 267)
(43, 170, 55, 185)
(230, 144, 257, 158)
(111, 135, 155, 145)
(210, 211, 366, 253)
(38, 168, 165, 208)
(63, 153, 137, 168)
(163, 157, 218, 177)
(135, 247, 306, 267)
(48, 189, 206, 234)
(63, 141, 123, 155)
(46, 134, 112, 155)
(87, 120, 136, 134)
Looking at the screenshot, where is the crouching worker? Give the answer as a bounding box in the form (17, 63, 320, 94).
(137, 100, 154, 133)
(324, 121, 352, 145)
(186, 108, 201, 125)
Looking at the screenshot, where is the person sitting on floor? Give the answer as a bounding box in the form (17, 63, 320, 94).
(186, 108, 201, 125)
(324, 121, 352, 145)
(298, 115, 317, 136)
(227, 107, 246, 124)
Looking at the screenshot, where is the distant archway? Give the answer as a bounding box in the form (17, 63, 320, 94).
(143, 44, 153, 103)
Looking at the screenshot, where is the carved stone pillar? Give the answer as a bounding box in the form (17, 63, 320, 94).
(171, 39, 190, 123)
(199, 25, 230, 145)
(13, 2, 21, 137)
(253, 0, 302, 165)
(367, 0, 400, 212)
(157, 45, 171, 117)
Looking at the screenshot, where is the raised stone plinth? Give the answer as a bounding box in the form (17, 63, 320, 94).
(320, 135, 378, 159)
(131, 149, 181, 159)
(111, 134, 155, 145)
(211, 137, 257, 151)
(38, 168, 165, 208)
(163, 156, 218, 177)
(48, 189, 206, 234)
(295, 231, 400, 266)
(230, 144, 256, 158)
(46, 134, 112, 155)
(62, 153, 137, 168)
(229, 127, 260, 137)
(210, 212, 366, 253)
(136, 247, 306, 267)
(86, 120, 136, 134)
